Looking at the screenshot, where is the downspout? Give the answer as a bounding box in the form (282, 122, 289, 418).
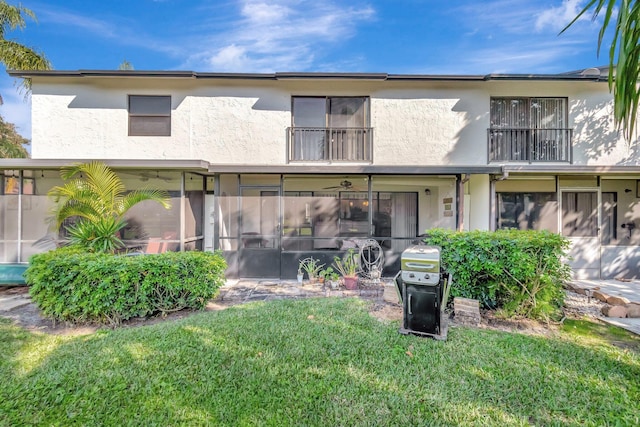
(17, 170, 22, 262)
(456, 174, 470, 232)
(490, 171, 509, 231)
(180, 171, 185, 252)
(367, 175, 373, 236)
(213, 174, 220, 251)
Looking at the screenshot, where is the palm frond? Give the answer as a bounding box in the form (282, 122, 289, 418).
(60, 162, 125, 213)
(563, 0, 640, 141)
(0, 2, 33, 38)
(118, 189, 171, 215)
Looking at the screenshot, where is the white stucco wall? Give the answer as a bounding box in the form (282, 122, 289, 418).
(29, 76, 636, 166)
(468, 174, 490, 231)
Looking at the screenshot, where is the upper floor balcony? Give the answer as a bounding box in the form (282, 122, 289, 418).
(287, 127, 373, 163)
(488, 128, 573, 164)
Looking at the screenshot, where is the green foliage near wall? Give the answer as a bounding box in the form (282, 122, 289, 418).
(0, 114, 29, 158)
(25, 248, 227, 325)
(423, 229, 571, 320)
(48, 161, 171, 253)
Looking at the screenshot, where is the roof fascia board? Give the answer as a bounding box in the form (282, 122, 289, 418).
(484, 73, 607, 82)
(8, 70, 609, 83)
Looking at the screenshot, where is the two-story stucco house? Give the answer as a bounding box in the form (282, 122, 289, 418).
(1, 68, 639, 280)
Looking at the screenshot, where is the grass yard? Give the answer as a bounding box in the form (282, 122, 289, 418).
(1, 298, 639, 426)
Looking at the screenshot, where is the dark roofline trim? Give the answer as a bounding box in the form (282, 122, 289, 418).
(6, 70, 609, 83)
(484, 73, 607, 82)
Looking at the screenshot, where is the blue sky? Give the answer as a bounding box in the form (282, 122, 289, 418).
(0, 0, 613, 140)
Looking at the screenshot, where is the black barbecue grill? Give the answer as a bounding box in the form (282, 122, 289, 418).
(394, 245, 449, 340)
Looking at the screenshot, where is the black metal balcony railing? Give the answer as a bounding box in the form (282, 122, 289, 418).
(488, 128, 572, 163)
(287, 127, 373, 163)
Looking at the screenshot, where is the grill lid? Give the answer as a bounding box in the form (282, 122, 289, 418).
(401, 246, 440, 272)
(400, 246, 441, 285)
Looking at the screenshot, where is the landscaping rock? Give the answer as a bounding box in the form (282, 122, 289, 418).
(606, 295, 630, 306)
(454, 297, 481, 326)
(564, 282, 579, 293)
(592, 290, 609, 303)
(601, 305, 628, 318)
(572, 286, 587, 296)
(626, 303, 640, 318)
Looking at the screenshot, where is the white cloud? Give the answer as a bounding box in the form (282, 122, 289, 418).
(208, 44, 249, 70)
(36, 5, 180, 56)
(39, 9, 118, 38)
(535, 0, 586, 32)
(183, 0, 375, 72)
(454, 0, 545, 34)
(440, 0, 607, 74)
(467, 40, 590, 73)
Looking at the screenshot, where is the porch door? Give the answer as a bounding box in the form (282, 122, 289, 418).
(239, 187, 281, 278)
(561, 190, 600, 279)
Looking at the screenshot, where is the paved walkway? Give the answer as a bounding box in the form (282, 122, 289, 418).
(573, 279, 640, 304)
(571, 279, 640, 335)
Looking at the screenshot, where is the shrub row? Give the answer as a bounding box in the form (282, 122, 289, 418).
(423, 229, 571, 320)
(25, 248, 227, 325)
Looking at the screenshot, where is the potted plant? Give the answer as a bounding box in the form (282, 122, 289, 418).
(332, 249, 360, 290)
(298, 257, 324, 283)
(324, 268, 341, 290)
(319, 267, 336, 286)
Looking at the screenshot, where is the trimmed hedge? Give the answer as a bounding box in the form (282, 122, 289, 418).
(423, 229, 571, 320)
(25, 248, 227, 325)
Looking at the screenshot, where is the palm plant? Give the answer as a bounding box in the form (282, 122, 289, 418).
(0, 1, 51, 95)
(563, 0, 640, 140)
(48, 161, 171, 253)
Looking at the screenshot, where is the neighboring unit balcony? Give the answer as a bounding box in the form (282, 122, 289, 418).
(488, 128, 573, 163)
(287, 127, 373, 163)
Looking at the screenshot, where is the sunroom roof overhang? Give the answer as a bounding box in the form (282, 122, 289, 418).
(502, 164, 640, 177)
(206, 164, 503, 175)
(0, 159, 210, 172)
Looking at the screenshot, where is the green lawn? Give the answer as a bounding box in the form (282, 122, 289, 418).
(1, 298, 639, 426)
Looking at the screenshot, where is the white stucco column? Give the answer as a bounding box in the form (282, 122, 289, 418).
(468, 174, 491, 231)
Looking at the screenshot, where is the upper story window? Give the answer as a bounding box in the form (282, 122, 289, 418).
(289, 97, 372, 163)
(490, 97, 567, 129)
(128, 95, 171, 136)
(488, 97, 572, 163)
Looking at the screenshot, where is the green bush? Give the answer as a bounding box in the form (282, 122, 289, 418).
(25, 249, 227, 325)
(423, 229, 571, 320)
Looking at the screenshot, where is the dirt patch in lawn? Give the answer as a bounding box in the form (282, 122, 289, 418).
(0, 286, 622, 339)
(367, 290, 611, 339)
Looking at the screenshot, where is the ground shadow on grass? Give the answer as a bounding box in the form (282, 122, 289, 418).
(1, 298, 639, 426)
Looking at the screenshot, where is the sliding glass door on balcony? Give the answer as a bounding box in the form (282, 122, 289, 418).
(489, 97, 571, 163)
(289, 97, 372, 162)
